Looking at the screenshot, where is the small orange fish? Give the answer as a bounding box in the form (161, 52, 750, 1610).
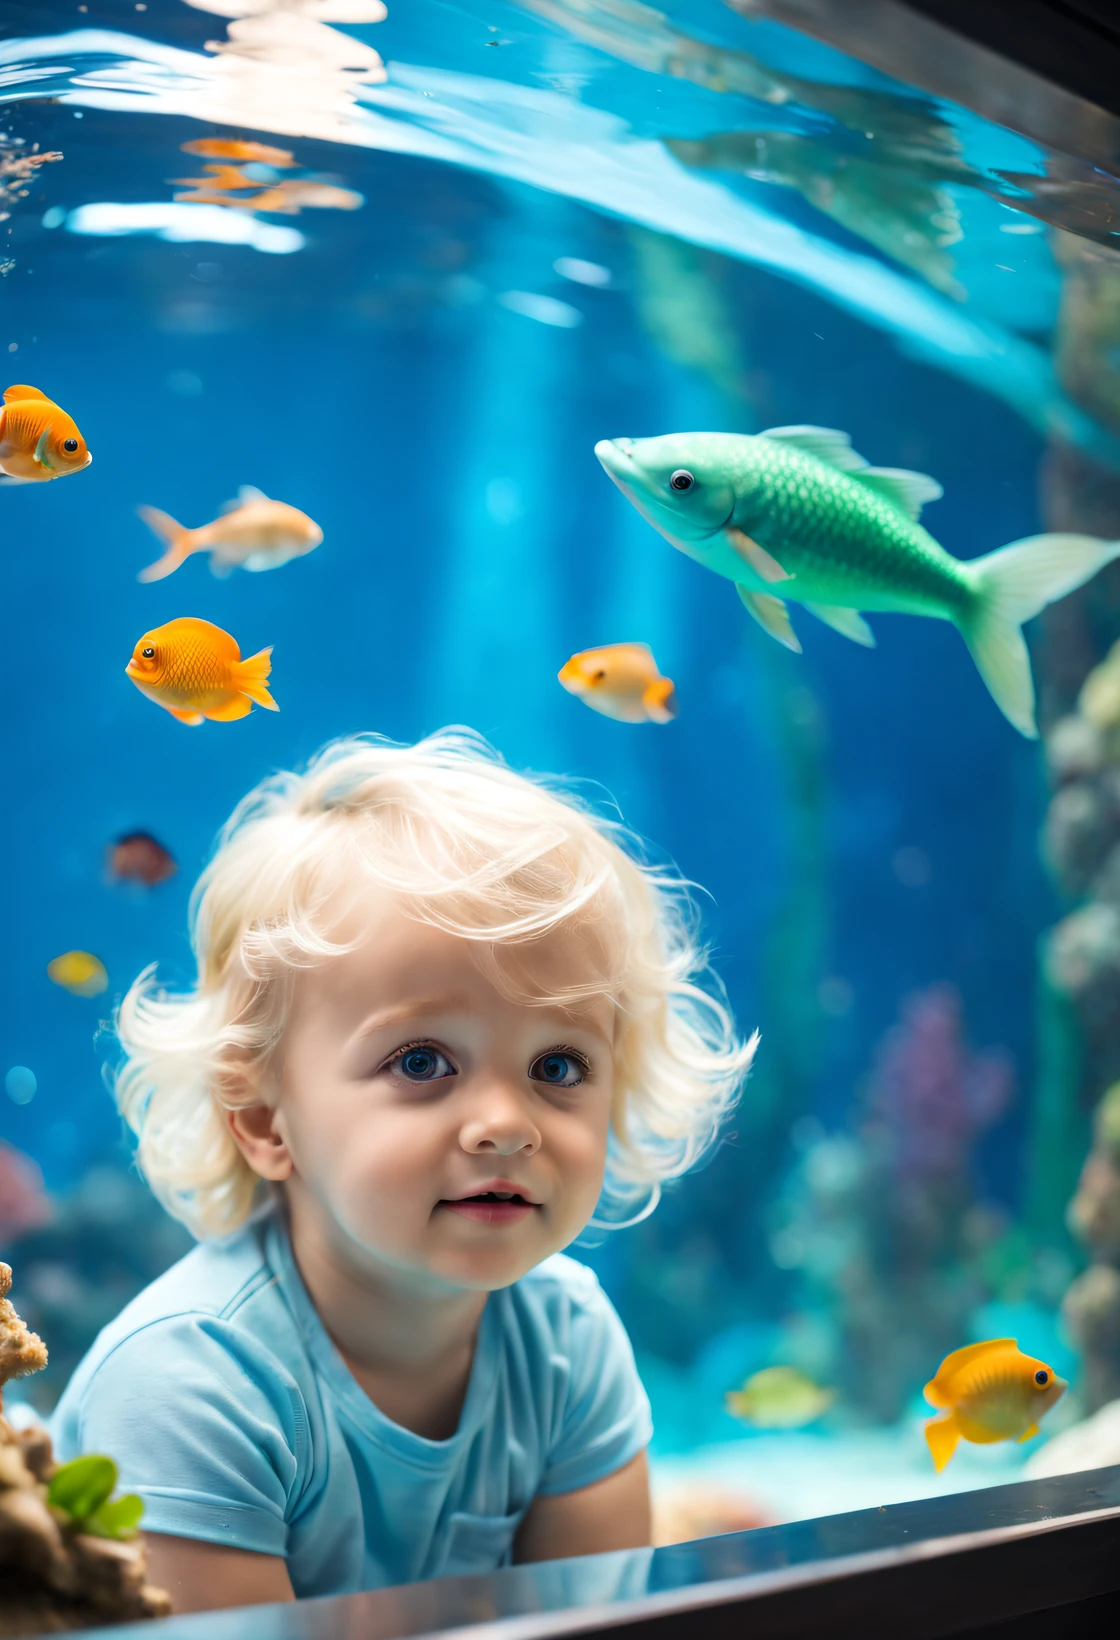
(923, 1338, 1067, 1472)
(180, 137, 296, 168)
(126, 617, 278, 726)
(137, 487, 323, 581)
(0, 385, 91, 483)
(558, 643, 677, 724)
(107, 831, 177, 888)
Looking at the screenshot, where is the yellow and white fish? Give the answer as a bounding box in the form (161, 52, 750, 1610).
(137, 487, 322, 582)
(558, 642, 677, 723)
(725, 1366, 836, 1430)
(923, 1338, 1067, 1471)
(47, 950, 108, 998)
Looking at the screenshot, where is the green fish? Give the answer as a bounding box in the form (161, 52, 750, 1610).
(725, 1366, 836, 1430)
(595, 426, 1120, 737)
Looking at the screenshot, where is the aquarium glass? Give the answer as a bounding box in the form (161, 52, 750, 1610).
(1, 0, 1119, 1548)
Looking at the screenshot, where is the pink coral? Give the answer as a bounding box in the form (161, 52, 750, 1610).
(866, 985, 1014, 1181)
(0, 1144, 51, 1244)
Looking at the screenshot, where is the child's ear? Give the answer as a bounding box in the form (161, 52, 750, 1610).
(228, 1102, 293, 1182)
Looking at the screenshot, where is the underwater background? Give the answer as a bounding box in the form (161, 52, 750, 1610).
(3, 0, 1120, 1535)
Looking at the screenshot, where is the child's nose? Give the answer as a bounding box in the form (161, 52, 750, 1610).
(459, 1080, 541, 1156)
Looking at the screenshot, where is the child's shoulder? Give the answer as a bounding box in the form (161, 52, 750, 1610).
(74, 1214, 280, 1373)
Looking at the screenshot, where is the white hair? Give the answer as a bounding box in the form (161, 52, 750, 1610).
(114, 729, 757, 1240)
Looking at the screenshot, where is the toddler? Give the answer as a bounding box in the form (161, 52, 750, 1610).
(52, 730, 755, 1613)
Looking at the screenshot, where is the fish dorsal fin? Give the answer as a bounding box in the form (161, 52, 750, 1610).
(760, 425, 869, 473)
(3, 383, 53, 405)
(222, 485, 268, 513)
(935, 1338, 1016, 1384)
(854, 466, 943, 522)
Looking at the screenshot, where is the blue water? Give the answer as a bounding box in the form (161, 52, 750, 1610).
(0, 0, 1107, 1504)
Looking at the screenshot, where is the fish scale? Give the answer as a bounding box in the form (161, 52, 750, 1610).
(162, 638, 230, 702)
(730, 442, 965, 611)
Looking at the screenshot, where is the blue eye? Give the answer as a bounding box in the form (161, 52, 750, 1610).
(1035, 1370, 1048, 1385)
(392, 1045, 455, 1082)
(530, 1051, 587, 1088)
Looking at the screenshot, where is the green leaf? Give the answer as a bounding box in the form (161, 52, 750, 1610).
(86, 1493, 145, 1541)
(48, 1455, 119, 1521)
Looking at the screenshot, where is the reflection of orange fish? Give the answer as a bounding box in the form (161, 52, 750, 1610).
(126, 617, 278, 726)
(0, 385, 91, 483)
(173, 163, 261, 192)
(107, 831, 177, 888)
(923, 1338, 1068, 1472)
(559, 643, 678, 724)
(180, 137, 296, 167)
(174, 180, 364, 215)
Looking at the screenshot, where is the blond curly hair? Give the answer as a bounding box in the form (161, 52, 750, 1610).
(115, 729, 757, 1240)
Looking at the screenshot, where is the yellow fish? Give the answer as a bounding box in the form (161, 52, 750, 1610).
(48, 951, 108, 998)
(725, 1366, 836, 1430)
(558, 642, 677, 724)
(137, 488, 323, 582)
(126, 617, 277, 725)
(923, 1338, 1067, 1472)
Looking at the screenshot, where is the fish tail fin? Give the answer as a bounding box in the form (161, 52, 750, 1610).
(643, 676, 678, 723)
(958, 534, 1120, 737)
(137, 506, 194, 582)
(235, 646, 278, 710)
(925, 1414, 961, 1473)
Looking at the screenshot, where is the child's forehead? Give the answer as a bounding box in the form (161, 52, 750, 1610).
(293, 883, 620, 1025)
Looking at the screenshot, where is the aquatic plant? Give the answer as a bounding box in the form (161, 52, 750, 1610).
(770, 986, 1013, 1422)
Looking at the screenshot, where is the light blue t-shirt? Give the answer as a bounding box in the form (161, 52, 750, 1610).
(50, 1211, 652, 1597)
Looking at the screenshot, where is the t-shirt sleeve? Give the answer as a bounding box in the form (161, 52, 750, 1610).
(537, 1268, 653, 1496)
(54, 1314, 305, 1556)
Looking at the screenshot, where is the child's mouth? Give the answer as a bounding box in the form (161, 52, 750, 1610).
(439, 1191, 538, 1226)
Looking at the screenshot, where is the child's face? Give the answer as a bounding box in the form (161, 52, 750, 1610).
(252, 887, 617, 1292)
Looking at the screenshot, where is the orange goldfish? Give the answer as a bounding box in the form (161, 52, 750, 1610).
(558, 643, 677, 723)
(137, 487, 323, 581)
(126, 617, 278, 725)
(180, 137, 296, 167)
(0, 385, 91, 483)
(923, 1338, 1067, 1472)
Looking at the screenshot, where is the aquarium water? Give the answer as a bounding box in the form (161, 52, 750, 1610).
(1, 0, 1118, 1539)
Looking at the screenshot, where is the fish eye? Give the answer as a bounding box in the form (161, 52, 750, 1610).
(1035, 1370, 1048, 1385)
(670, 469, 695, 492)
(593, 669, 606, 682)
(63, 438, 78, 453)
(141, 646, 155, 659)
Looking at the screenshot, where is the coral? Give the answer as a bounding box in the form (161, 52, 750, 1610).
(0, 1263, 47, 1395)
(1063, 1084, 1120, 1412)
(0, 1144, 52, 1245)
(865, 987, 1012, 1183)
(770, 988, 1012, 1422)
(0, 1263, 170, 1636)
